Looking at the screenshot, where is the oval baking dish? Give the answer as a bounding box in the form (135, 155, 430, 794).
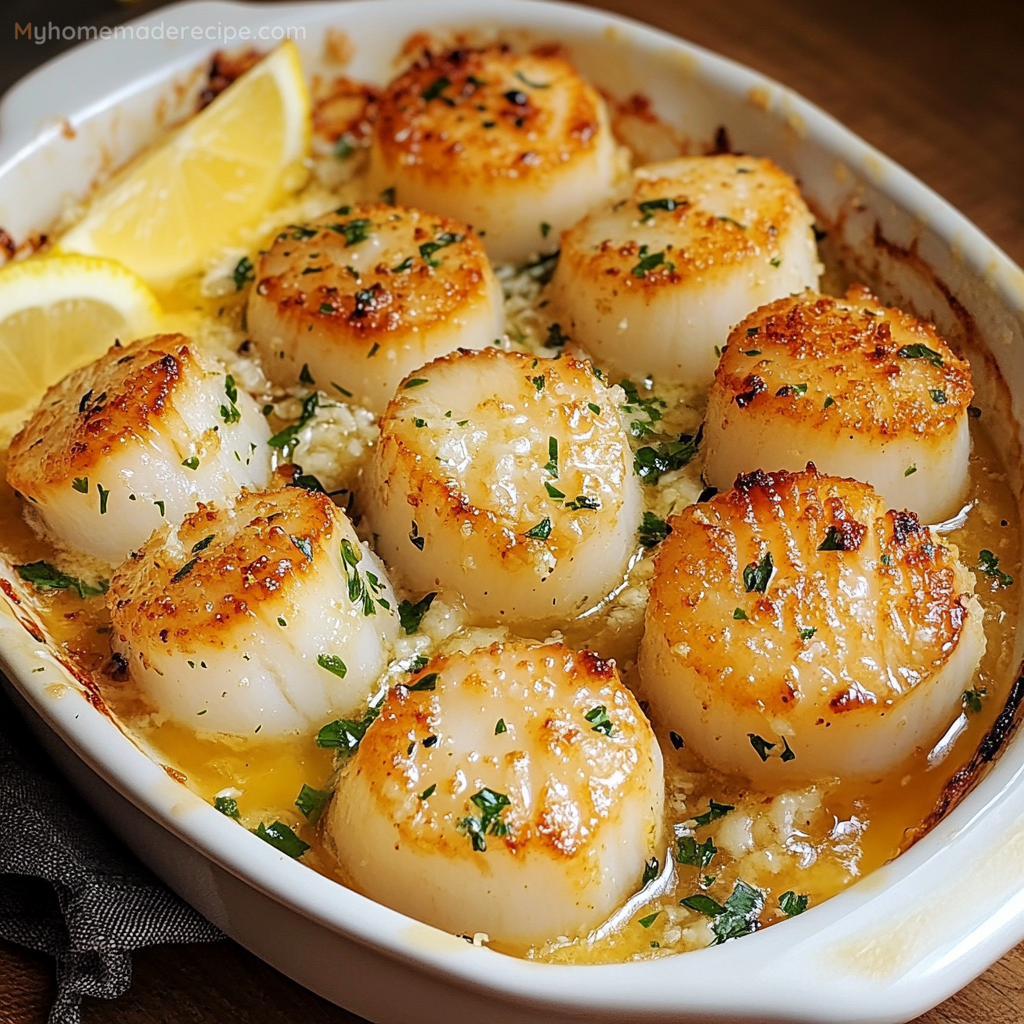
(2, 2, 1024, 1021)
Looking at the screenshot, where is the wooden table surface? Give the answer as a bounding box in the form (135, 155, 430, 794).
(2, 0, 1023, 1021)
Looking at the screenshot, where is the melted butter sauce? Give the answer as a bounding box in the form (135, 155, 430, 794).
(1, 157, 1020, 968)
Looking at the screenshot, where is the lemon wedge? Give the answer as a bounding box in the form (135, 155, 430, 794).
(59, 41, 310, 289)
(0, 254, 161, 430)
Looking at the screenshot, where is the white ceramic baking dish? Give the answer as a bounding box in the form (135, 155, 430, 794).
(3, 2, 1024, 1021)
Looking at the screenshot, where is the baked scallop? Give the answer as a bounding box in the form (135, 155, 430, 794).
(549, 155, 821, 386)
(638, 466, 985, 782)
(247, 203, 503, 413)
(6, 334, 272, 565)
(702, 287, 974, 523)
(324, 640, 664, 946)
(366, 348, 642, 628)
(107, 487, 399, 738)
(368, 45, 621, 264)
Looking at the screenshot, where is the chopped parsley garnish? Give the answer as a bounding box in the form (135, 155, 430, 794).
(544, 436, 559, 477)
(284, 225, 317, 241)
(220, 401, 241, 425)
(392, 256, 414, 273)
(531, 374, 545, 391)
(930, 388, 947, 404)
(299, 363, 315, 386)
(565, 495, 600, 511)
(154, 500, 165, 517)
(191, 535, 215, 554)
(545, 322, 569, 348)
(15, 561, 108, 600)
(317, 697, 382, 754)
(422, 76, 452, 101)
(214, 796, 240, 819)
(717, 216, 747, 230)
(669, 731, 684, 750)
(743, 551, 773, 593)
(339, 538, 386, 616)
(317, 653, 348, 679)
(521, 250, 560, 285)
(638, 911, 661, 929)
(419, 232, 463, 267)
(748, 733, 775, 761)
(420, 784, 436, 799)
(817, 527, 845, 552)
(743, 349, 761, 357)
(295, 783, 330, 823)
(584, 705, 613, 735)
(733, 608, 748, 620)
(619, 379, 666, 439)
(544, 482, 565, 500)
(233, 255, 255, 291)
(540, 221, 551, 237)
(409, 520, 425, 551)
(525, 517, 552, 540)
(905, 464, 917, 477)
(823, 395, 835, 408)
(289, 473, 326, 493)
(978, 549, 1013, 587)
(333, 133, 355, 160)
(638, 511, 672, 548)
(495, 719, 507, 735)
(682, 879, 765, 944)
(515, 70, 550, 89)
(631, 245, 674, 279)
(320, 302, 336, 315)
(642, 857, 660, 885)
(97, 483, 110, 514)
(775, 382, 808, 397)
(72, 477, 89, 493)
(897, 343, 944, 367)
(778, 891, 809, 917)
(692, 799, 734, 828)
(799, 626, 817, 640)
(328, 218, 373, 247)
(637, 197, 679, 220)
(181, 457, 200, 471)
(962, 687, 985, 714)
(267, 392, 319, 455)
(634, 433, 700, 484)
(253, 821, 309, 859)
(588, 402, 601, 415)
(456, 788, 511, 852)
(278, 617, 287, 627)
(676, 835, 717, 870)
(405, 673, 438, 693)
(404, 378, 429, 389)
(380, 186, 396, 206)
(399, 591, 437, 634)
(170, 558, 198, 584)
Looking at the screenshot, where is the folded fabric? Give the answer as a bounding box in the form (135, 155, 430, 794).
(0, 681, 222, 1024)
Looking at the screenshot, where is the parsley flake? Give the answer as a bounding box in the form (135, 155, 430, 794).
(743, 551, 773, 593)
(778, 891, 809, 917)
(978, 549, 1013, 587)
(254, 821, 309, 859)
(584, 705, 614, 735)
(317, 654, 348, 679)
(525, 517, 552, 540)
(897, 343, 944, 367)
(214, 796, 240, 819)
(399, 592, 437, 634)
(295, 783, 330, 823)
(638, 511, 672, 548)
(457, 788, 511, 852)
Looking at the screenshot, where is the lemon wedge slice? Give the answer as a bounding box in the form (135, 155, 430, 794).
(59, 41, 310, 289)
(0, 253, 161, 430)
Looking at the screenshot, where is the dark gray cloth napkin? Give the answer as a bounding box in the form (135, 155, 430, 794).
(0, 681, 222, 1024)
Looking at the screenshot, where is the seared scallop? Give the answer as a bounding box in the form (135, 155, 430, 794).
(702, 287, 974, 524)
(108, 487, 399, 738)
(549, 155, 821, 386)
(366, 349, 642, 628)
(638, 466, 985, 782)
(368, 45, 621, 264)
(247, 203, 503, 413)
(324, 640, 664, 946)
(7, 334, 271, 565)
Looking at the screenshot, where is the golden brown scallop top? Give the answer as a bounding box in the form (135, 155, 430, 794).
(647, 466, 975, 715)
(372, 45, 607, 188)
(558, 156, 806, 291)
(108, 488, 338, 650)
(251, 203, 494, 347)
(8, 334, 211, 494)
(713, 287, 973, 436)
(377, 348, 630, 564)
(349, 641, 655, 858)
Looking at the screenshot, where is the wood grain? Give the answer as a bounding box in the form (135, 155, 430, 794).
(1, 0, 1023, 1021)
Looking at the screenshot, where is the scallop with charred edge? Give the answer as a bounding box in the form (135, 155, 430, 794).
(549, 155, 821, 386)
(6, 334, 271, 565)
(247, 203, 503, 413)
(325, 640, 664, 947)
(638, 466, 985, 782)
(703, 287, 974, 523)
(107, 487, 399, 738)
(366, 348, 642, 628)
(369, 45, 621, 264)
